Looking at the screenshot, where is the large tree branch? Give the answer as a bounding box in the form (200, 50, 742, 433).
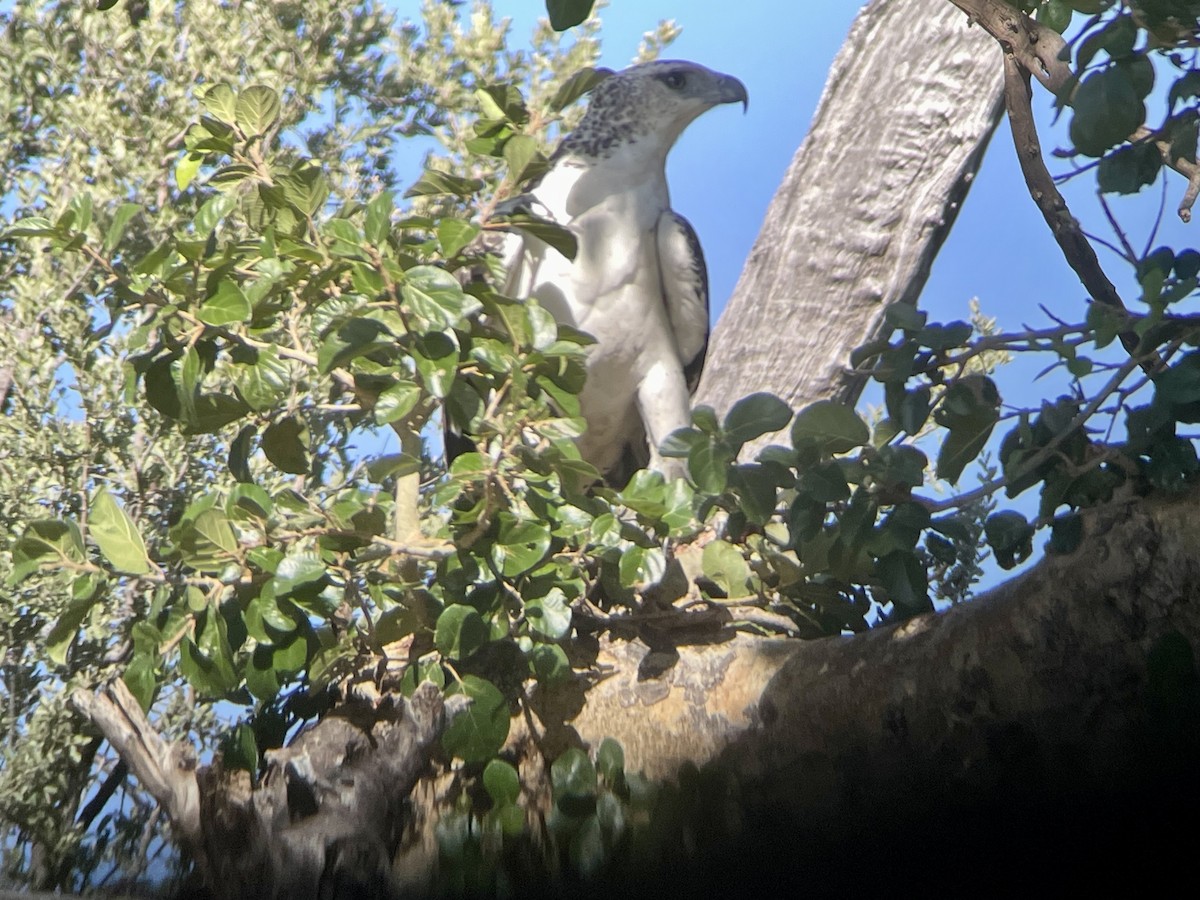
(550, 490, 1200, 890)
(69, 680, 202, 848)
(697, 0, 1004, 442)
(72, 681, 450, 899)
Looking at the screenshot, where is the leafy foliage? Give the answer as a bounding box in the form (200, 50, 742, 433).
(4, 0, 1200, 893)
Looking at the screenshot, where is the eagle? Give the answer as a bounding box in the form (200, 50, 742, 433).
(495, 59, 748, 485)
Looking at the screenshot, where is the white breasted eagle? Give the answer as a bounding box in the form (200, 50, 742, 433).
(498, 60, 747, 484)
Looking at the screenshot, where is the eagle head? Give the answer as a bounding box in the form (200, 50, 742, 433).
(560, 60, 748, 161)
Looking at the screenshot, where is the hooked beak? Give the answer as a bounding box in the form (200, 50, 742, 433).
(716, 74, 749, 112)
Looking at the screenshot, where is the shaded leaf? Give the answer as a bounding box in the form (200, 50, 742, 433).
(791, 401, 869, 454)
(442, 676, 509, 763)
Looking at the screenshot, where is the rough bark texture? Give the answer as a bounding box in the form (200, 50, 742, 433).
(696, 0, 1004, 446)
(72, 682, 448, 900)
(559, 493, 1200, 894)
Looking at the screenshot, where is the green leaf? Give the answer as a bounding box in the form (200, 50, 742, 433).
(502, 212, 578, 260)
(435, 604, 489, 659)
(1048, 513, 1083, 555)
(185, 393, 250, 435)
(617, 545, 666, 589)
(437, 219, 480, 258)
(1155, 352, 1200, 406)
(374, 380, 422, 425)
(180, 627, 238, 698)
(529, 643, 572, 683)
(262, 416, 310, 475)
(688, 437, 734, 494)
(730, 464, 782, 525)
(271, 551, 326, 596)
(1069, 65, 1144, 158)
(193, 193, 237, 238)
(235, 85, 281, 136)
(103, 202, 141, 253)
(1038, 0, 1072, 33)
(47, 592, 101, 666)
(201, 83, 238, 124)
(365, 453, 420, 482)
(442, 676, 509, 763)
(798, 461, 850, 503)
(412, 333, 459, 399)
(546, 0, 595, 30)
(228, 484, 273, 522)
(234, 347, 289, 411)
(176, 152, 203, 192)
(876, 551, 930, 614)
(2, 215, 56, 239)
(8, 519, 86, 584)
(595, 737, 624, 782)
(1146, 436, 1200, 493)
(122, 654, 157, 711)
(199, 280, 251, 326)
(491, 515, 552, 577)
(280, 163, 328, 217)
(364, 190, 394, 245)
(551, 747, 597, 807)
(63, 194, 92, 234)
(702, 540, 751, 597)
(1098, 141, 1162, 194)
(176, 507, 238, 573)
(526, 301, 558, 350)
(884, 303, 926, 333)
(526, 587, 572, 640)
(503, 134, 539, 182)
(723, 392, 793, 446)
(934, 376, 1000, 485)
(89, 486, 151, 575)
(549, 67, 612, 112)
(483, 759, 521, 807)
(402, 265, 482, 331)
(405, 169, 485, 198)
(1170, 70, 1200, 110)
(791, 401, 870, 454)
(916, 322, 972, 352)
(317, 318, 392, 374)
(899, 386, 932, 435)
(984, 510, 1035, 570)
(935, 419, 996, 486)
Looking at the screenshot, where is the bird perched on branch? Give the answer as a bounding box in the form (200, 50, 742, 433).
(497, 59, 748, 485)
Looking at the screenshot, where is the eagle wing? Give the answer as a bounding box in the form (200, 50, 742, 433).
(655, 210, 710, 395)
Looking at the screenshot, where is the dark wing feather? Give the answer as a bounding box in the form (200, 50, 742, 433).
(655, 210, 710, 395)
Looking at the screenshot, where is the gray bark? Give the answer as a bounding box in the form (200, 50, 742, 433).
(697, 0, 1003, 446)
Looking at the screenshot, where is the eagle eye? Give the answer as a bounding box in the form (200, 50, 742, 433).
(662, 72, 686, 90)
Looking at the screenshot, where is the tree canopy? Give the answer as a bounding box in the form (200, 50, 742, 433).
(3, 0, 1200, 895)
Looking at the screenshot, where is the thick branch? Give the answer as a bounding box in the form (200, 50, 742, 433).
(554, 490, 1200, 890)
(948, 0, 1071, 94)
(697, 0, 1004, 442)
(1001, 53, 1154, 370)
(69, 680, 202, 846)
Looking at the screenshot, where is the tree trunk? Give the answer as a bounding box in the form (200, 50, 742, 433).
(697, 0, 1003, 448)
